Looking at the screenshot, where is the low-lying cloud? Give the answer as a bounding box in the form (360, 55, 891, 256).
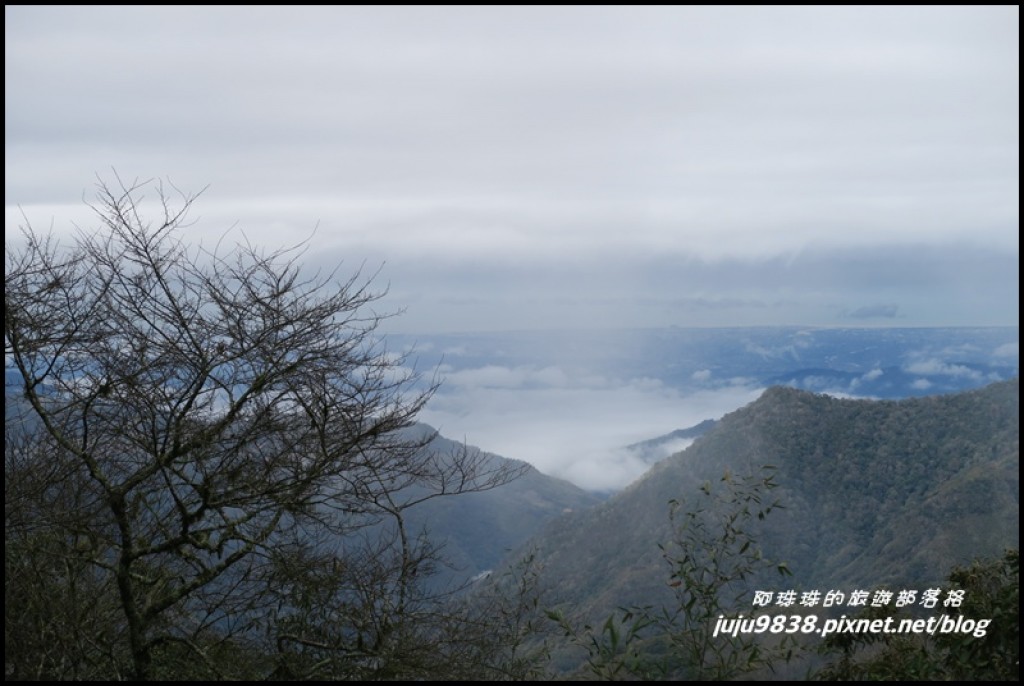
(419, 363, 763, 491)
(904, 358, 983, 380)
(993, 341, 1019, 358)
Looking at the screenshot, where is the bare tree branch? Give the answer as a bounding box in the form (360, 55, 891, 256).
(5, 176, 526, 680)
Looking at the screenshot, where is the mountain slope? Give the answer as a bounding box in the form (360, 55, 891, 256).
(523, 379, 1019, 623)
(396, 425, 604, 583)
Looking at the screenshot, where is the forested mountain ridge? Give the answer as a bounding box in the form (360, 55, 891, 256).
(523, 378, 1019, 627)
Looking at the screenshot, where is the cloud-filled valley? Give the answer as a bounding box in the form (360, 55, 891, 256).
(420, 362, 762, 491)
(389, 326, 1018, 490)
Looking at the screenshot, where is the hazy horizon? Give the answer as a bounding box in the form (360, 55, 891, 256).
(6, 6, 1018, 333)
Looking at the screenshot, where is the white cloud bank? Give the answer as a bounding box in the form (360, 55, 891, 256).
(419, 364, 763, 490)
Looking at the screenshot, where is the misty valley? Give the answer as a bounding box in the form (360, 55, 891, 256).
(6, 318, 1018, 680)
(390, 325, 1018, 490)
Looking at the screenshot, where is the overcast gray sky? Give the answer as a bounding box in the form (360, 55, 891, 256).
(5, 6, 1019, 332)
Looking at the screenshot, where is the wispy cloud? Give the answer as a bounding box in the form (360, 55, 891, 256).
(993, 342, 1019, 358)
(904, 359, 983, 380)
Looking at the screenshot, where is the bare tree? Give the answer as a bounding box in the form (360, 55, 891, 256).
(4, 175, 524, 680)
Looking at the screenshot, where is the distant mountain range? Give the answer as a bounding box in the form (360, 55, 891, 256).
(389, 326, 1019, 399)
